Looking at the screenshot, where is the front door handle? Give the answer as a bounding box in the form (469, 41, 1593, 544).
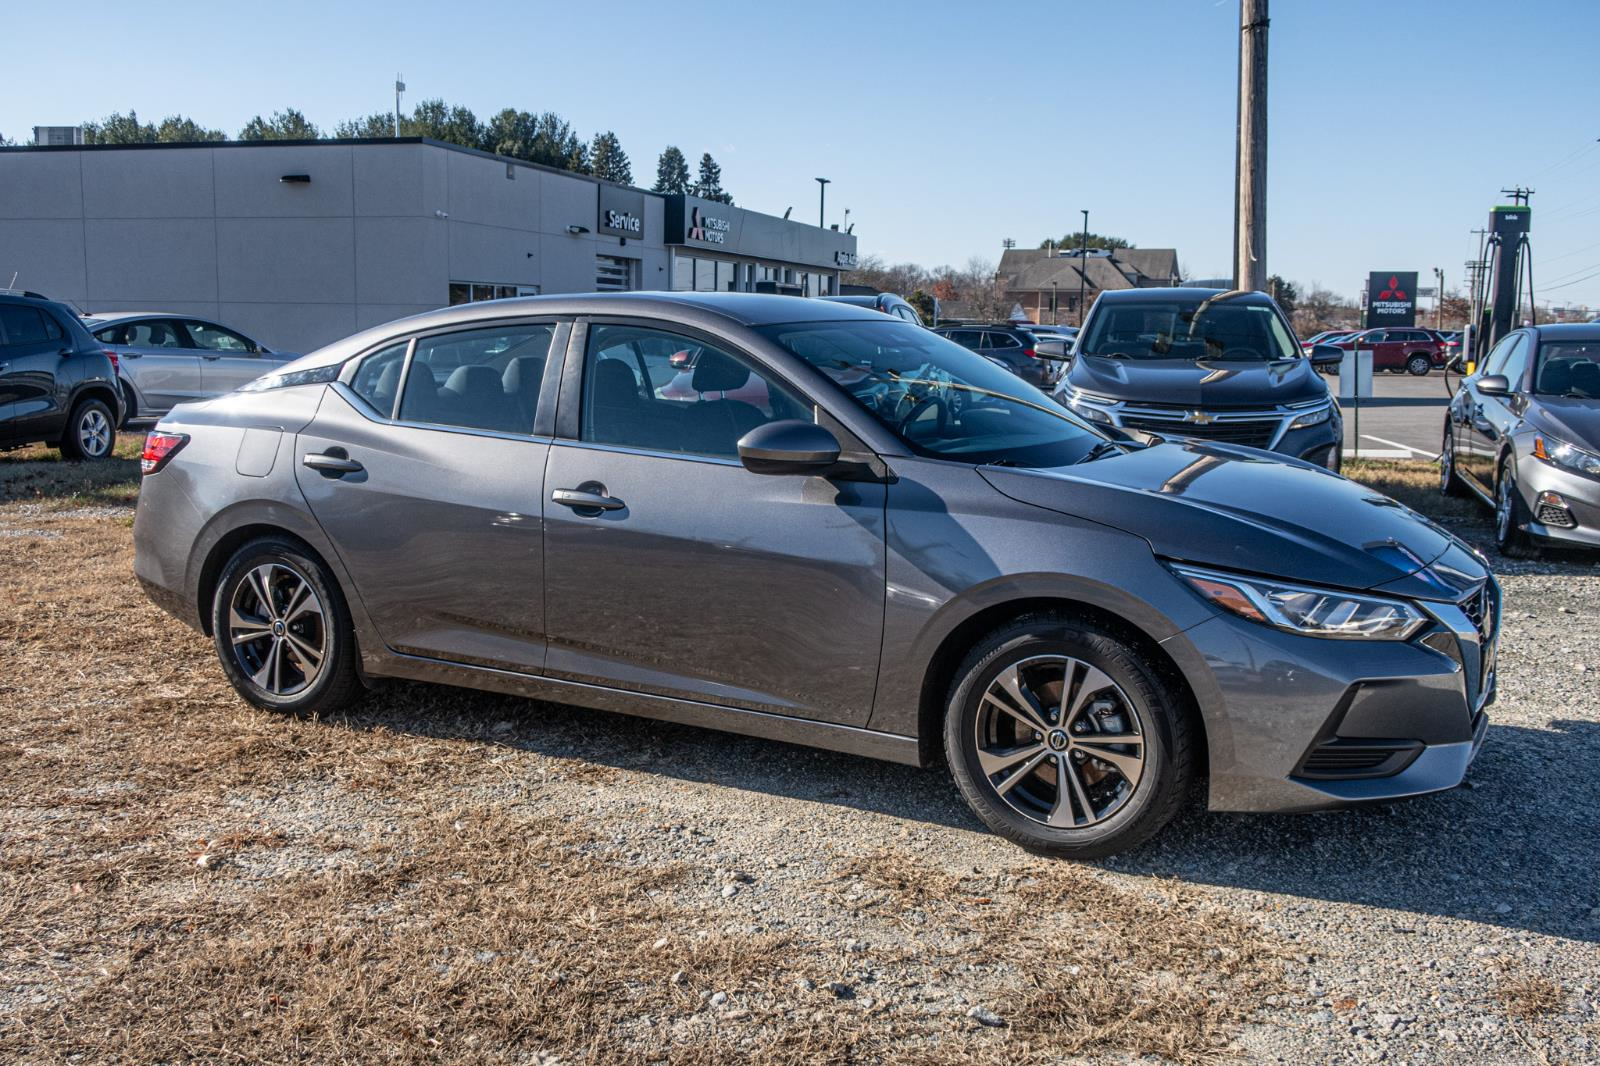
(551, 488, 625, 511)
(303, 452, 364, 476)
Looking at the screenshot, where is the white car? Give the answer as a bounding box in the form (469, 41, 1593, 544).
(81, 313, 299, 425)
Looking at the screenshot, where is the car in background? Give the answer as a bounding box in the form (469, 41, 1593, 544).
(81, 313, 299, 426)
(931, 323, 1066, 388)
(1300, 329, 1355, 351)
(1441, 322, 1600, 555)
(135, 291, 1499, 858)
(1326, 327, 1450, 376)
(1026, 323, 1080, 348)
(1056, 288, 1346, 470)
(0, 291, 122, 459)
(817, 293, 925, 325)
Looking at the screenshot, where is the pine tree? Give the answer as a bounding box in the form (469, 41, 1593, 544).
(695, 153, 732, 204)
(588, 131, 632, 185)
(239, 109, 320, 141)
(652, 146, 691, 194)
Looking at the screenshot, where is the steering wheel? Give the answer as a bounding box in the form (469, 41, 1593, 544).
(897, 395, 950, 436)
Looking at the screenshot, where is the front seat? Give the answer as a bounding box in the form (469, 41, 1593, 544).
(502, 356, 545, 429)
(682, 350, 766, 457)
(588, 358, 648, 445)
(441, 364, 516, 431)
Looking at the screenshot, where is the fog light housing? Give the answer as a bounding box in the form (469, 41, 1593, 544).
(1535, 491, 1576, 528)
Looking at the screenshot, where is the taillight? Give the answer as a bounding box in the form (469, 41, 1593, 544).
(103, 348, 120, 372)
(141, 431, 189, 475)
(1021, 347, 1038, 359)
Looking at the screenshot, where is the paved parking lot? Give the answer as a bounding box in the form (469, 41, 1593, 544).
(1336, 370, 1460, 460)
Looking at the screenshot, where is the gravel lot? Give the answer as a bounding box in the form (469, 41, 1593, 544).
(1, 446, 1596, 1064)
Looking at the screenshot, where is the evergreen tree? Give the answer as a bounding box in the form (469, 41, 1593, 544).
(588, 131, 632, 184)
(239, 109, 320, 141)
(81, 111, 157, 144)
(154, 116, 227, 142)
(695, 152, 732, 204)
(652, 146, 691, 194)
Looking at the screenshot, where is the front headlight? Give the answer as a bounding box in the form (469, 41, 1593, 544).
(1169, 563, 1426, 641)
(1287, 403, 1332, 430)
(1065, 391, 1116, 424)
(1534, 434, 1600, 479)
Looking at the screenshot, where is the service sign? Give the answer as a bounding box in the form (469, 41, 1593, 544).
(597, 185, 646, 239)
(1365, 271, 1418, 328)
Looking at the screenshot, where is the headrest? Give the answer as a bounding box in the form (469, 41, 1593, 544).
(592, 358, 641, 402)
(442, 364, 503, 397)
(692, 349, 750, 393)
(502, 356, 543, 394)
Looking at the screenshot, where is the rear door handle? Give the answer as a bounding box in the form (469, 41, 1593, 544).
(303, 452, 364, 475)
(551, 488, 625, 511)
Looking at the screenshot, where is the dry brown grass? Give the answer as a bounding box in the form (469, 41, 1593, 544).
(0, 457, 1288, 1063)
(1496, 972, 1566, 1020)
(1343, 458, 1486, 527)
(0, 437, 143, 507)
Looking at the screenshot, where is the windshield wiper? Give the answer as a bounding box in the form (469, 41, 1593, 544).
(1075, 440, 1126, 465)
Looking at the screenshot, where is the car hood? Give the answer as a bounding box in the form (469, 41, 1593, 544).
(1527, 397, 1600, 448)
(1064, 354, 1328, 407)
(982, 440, 1481, 597)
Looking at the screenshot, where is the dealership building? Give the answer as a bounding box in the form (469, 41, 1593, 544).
(0, 138, 858, 352)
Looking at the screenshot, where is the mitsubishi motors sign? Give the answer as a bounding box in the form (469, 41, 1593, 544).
(1365, 271, 1418, 327)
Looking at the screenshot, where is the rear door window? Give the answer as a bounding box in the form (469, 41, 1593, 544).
(0, 306, 53, 345)
(398, 325, 554, 434)
(124, 320, 188, 348)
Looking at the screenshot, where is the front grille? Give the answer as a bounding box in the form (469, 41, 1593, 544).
(1120, 416, 1279, 448)
(1461, 581, 1499, 706)
(1296, 739, 1423, 780)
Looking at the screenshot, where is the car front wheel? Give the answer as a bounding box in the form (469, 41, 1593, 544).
(944, 615, 1195, 858)
(1406, 354, 1432, 376)
(211, 537, 362, 714)
(1494, 460, 1537, 558)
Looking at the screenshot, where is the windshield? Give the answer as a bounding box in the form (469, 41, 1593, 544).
(1533, 341, 1600, 399)
(757, 319, 1107, 466)
(1078, 295, 1300, 361)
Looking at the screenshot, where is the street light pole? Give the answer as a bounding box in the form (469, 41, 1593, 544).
(1077, 209, 1090, 326)
(1434, 266, 1445, 329)
(815, 177, 830, 228)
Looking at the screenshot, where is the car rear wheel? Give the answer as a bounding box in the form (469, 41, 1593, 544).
(1494, 460, 1538, 558)
(118, 382, 137, 428)
(58, 398, 116, 460)
(1406, 354, 1432, 376)
(1439, 426, 1465, 496)
(211, 537, 362, 714)
(944, 615, 1195, 858)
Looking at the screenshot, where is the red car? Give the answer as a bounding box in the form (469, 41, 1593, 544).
(1328, 327, 1450, 375)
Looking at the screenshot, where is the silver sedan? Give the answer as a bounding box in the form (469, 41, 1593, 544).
(81, 313, 299, 425)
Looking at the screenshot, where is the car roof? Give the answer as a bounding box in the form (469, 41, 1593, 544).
(1533, 322, 1600, 342)
(82, 312, 188, 323)
(1093, 287, 1269, 304)
(817, 295, 885, 306)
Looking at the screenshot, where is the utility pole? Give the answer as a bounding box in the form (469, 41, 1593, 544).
(815, 177, 830, 228)
(1433, 266, 1444, 328)
(1233, 0, 1269, 292)
(394, 75, 405, 137)
(1077, 209, 1089, 325)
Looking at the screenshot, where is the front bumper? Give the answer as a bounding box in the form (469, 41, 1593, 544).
(1516, 459, 1600, 549)
(1163, 580, 1498, 813)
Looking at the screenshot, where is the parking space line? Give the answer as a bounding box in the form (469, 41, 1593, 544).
(1359, 434, 1436, 457)
(1348, 447, 1414, 459)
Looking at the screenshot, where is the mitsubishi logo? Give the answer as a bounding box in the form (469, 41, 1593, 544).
(1183, 410, 1217, 425)
(1378, 275, 1408, 300)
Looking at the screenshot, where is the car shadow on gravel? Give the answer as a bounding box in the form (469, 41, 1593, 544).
(332, 681, 1598, 943)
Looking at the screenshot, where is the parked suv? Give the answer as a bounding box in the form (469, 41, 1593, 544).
(1329, 327, 1450, 375)
(817, 293, 925, 325)
(0, 292, 122, 458)
(1056, 289, 1346, 469)
(82, 313, 299, 426)
(1441, 322, 1600, 555)
(932, 323, 1066, 388)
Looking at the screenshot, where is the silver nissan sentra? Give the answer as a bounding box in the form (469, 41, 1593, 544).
(133, 293, 1499, 857)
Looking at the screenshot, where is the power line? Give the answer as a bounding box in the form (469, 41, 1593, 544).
(1539, 266, 1600, 293)
(1531, 136, 1600, 180)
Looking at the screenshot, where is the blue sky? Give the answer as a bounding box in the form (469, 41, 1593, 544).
(6, 0, 1598, 307)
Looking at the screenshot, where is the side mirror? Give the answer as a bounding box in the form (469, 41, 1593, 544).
(1034, 338, 1067, 359)
(1476, 374, 1510, 397)
(737, 420, 841, 475)
(1309, 344, 1345, 367)
(669, 349, 695, 370)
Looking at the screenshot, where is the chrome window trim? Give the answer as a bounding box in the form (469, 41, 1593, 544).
(550, 437, 745, 469)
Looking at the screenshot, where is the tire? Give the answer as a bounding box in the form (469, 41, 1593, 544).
(1439, 425, 1465, 497)
(58, 397, 116, 460)
(1494, 459, 1538, 558)
(118, 382, 137, 429)
(943, 614, 1196, 859)
(1406, 354, 1431, 376)
(211, 536, 362, 715)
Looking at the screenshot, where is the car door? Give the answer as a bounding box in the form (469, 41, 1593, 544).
(1467, 331, 1532, 491)
(181, 320, 273, 393)
(1454, 332, 1520, 493)
(983, 331, 1025, 374)
(0, 304, 70, 443)
(541, 319, 886, 726)
(114, 318, 204, 413)
(294, 321, 562, 673)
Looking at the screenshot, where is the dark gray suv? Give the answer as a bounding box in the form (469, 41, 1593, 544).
(133, 293, 1497, 857)
(1056, 289, 1345, 470)
(0, 291, 122, 458)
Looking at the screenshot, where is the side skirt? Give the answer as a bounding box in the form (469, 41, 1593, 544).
(370, 651, 923, 767)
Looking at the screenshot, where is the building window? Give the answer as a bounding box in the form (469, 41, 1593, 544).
(671, 255, 695, 291)
(595, 255, 636, 292)
(694, 258, 716, 292)
(449, 282, 538, 306)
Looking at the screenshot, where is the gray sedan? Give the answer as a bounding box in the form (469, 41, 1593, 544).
(1442, 322, 1600, 554)
(81, 313, 298, 425)
(132, 293, 1498, 857)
